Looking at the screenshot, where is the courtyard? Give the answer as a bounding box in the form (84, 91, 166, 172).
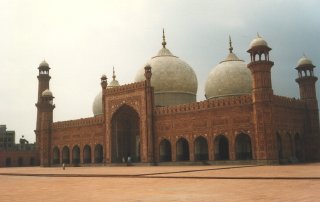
(0, 163, 319, 202)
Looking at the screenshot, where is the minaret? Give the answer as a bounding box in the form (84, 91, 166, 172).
(35, 60, 51, 152)
(38, 89, 55, 166)
(295, 55, 318, 105)
(247, 34, 277, 162)
(295, 55, 319, 161)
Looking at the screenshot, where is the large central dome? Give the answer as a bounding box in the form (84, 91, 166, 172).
(205, 38, 252, 99)
(135, 30, 198, 106)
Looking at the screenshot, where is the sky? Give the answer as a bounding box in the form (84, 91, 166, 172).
(0, 0, 319, 143)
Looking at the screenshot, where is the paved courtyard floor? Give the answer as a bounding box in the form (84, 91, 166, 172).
(0, 163, 319, 202)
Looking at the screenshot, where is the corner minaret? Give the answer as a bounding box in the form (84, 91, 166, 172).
(247, 34, 277, 163)
(36, 60, 51, 131)
(37, 89, 55, 166)
(295, 55, 319, 161)
(35, 60, 51, 157)
(295, 55, 318, 107)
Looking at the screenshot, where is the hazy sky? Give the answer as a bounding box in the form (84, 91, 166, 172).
(1, 0, 319, 143)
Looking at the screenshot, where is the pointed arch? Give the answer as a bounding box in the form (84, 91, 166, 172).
(83, 145, 92, 164)
(159, 139, 172, 162)
(194, 136, 208, 161)
(176, 138, 189, 161)
(72, 145, 80, 165)
(18, 157, 23, 167)
(62, 146, 70, 164)
(214, 135, 229, 160)
(276, 133, 283, 161)
(111, 104, 140, 163)
(53, 146, 60, 164)
(94, 144, 103, 163)
(235, 133, 252, 160)
(287, 133, 293, 160)
(5, 158, 11, 167)
(294, 133, 303, 161)
(30, 157, 35, 166)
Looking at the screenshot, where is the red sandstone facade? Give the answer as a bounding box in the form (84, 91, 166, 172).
(35, 41, 320, 167)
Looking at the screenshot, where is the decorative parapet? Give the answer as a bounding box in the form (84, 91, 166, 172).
(273, 95, 305, 109)
(155, 95, 252, 115)
(106, 81, 145, 95)
(52, 115, 103, 129)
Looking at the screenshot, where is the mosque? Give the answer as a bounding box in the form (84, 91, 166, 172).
(35, 31, 320, 166)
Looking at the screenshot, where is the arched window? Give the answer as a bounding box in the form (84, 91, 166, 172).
(159, 139, 172, 162)
(176, 138, 189, 161)
(235, 133, 252, 160)
(83, 145, 92, 164)
(62, 146, 70, 164)
(53, 146, 60, 164)
(94, 144, 103, 163)
(214, 135, 229, 160)
(194, 136, 208, 161)
(72, 145, 80, 165)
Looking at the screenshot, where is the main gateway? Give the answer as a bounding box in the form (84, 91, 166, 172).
(35, 32, 320, 166)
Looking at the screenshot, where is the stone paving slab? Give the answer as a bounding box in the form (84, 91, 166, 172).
(0, 163, 319, 202)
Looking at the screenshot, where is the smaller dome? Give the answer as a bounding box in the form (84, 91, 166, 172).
(93, 68, 120, 116)
(249, 35, 268, 48)
(108, 67, 120, 88)
(92, 92, 102, 116)
(205, 37, 252, 99)
(42, 89, 53, 97)
(39, 60, 49, 67)
(297, 56, 313, 66)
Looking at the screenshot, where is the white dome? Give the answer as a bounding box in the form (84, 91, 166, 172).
(205, 52, 252, 99)
(249, 35, 268, 48)
(42, 89, 53, 97)
(135, 44, 197, 106)
(92, 91, 103, 116)
(297, 56, 313, 66)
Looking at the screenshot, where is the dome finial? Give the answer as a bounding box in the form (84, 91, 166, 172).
(162, 28, 167, 48)
(257, 32, 261, 38)
(229, 35, 233, 53)
(112, 66, 116, 80)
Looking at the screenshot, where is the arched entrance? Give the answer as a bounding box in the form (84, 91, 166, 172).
(159, 139, 172, 162)
(94, 144, 103, 163)
(235, 133, 252, 160)
(194, 136, 208, 161)
(53, 147, 60, 164)
(83, 145, 91, 164)
(294, 133, 303, 161)
(176, 138, 189, 161)
(62, 146, 70, 164)
(214, 135, 229, 160)
(277, 133, 283, 161)
(111, 105, 140, 163)
(72, 145, 80, 165)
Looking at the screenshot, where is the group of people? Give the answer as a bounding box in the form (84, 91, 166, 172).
(61, 156, 132, 170)
(122, 156, 132, 166)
